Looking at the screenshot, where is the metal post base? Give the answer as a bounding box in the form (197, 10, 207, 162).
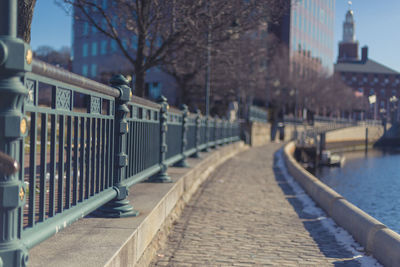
(92, 199, 139, 218)
(174, 159, 189, 168)
(191, 152, 201, 159)
(147, 172, 172, 183)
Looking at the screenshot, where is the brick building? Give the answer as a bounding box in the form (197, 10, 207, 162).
(334, 6, 400, 120)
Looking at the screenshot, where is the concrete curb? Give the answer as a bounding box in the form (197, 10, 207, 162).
(283, 141, 400, 267)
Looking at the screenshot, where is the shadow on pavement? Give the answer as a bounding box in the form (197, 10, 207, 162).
(272, 149, 361, 267)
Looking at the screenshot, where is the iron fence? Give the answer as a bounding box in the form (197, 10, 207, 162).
(0, 2, 241, 264)
(248, 105, 268, 123)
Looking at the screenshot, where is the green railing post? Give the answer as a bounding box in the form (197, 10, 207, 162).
(148, 96, 172, 183)
(192, 109, 201, 158)
(212, 117, 218, 148)
(203, 116, 211, 152)
(174, 104, 189, 167)
(94, 75, 138, 217)
(0, 1, 32, 266)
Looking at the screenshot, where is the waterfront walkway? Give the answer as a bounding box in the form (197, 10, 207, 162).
(150, 144, 370, 266)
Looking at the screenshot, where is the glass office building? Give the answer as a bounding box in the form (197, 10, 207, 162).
(289, 0, 335, 75)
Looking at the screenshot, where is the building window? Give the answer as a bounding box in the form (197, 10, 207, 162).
(82, 43, 88, 57)
(82, 64, 88, 76)
(83, 22, 89, 36)
(148, 82, 162, 99)
(102, 0, 107, 9)
(91, 64, 97, 77)
(380, 100, 385, 108)
(100, 40, 107, 55)
(363, 76, 368, 83)
(122, 38, 128, 50)
(380, 89, 385, 96)
(370, 89, 375, 95)
(92, 42, 98, 56)
(374, 77, 379, 83)
(392, 90, 396, 96)
(352, 76, 357, 82)
(102, 18, 107, 29)
(111, 40, 117, 52)
(92, 25, 97, 34)
(132, 35, 138, 50)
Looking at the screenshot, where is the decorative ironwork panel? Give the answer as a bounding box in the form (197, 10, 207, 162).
(55, 88, 72, 111)
(25, 79, 36, 105)
(90, 96, 101, 114)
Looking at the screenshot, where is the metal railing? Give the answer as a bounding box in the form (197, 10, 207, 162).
(0, 2, 241, 264)
(248, 105, 268, 123)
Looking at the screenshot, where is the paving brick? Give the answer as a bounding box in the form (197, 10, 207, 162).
(150, 144, 369, 266)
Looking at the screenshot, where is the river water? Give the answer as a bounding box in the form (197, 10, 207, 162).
(315, 149, 400, 234)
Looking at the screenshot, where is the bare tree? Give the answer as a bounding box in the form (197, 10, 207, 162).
(59, 0, 206, 96)
(17, 0, 37, 43)
(60, 0, 288, 100)
(34, 46, 71, 70)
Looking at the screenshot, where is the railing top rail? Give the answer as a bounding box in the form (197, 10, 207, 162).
(32, 59, 120, 98)
(129, 96, 161, 109)
(168, 106, 183, 115)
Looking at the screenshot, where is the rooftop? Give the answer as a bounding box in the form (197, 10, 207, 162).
(335, 58, 400, 75)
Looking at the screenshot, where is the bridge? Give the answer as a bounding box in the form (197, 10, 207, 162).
(1, 1, 399, 266)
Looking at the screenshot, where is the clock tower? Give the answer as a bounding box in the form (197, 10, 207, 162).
(338, 2, 359, 62)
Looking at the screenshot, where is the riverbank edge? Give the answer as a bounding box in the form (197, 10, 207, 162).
(326, 140, 375, 154)
(283, 141, 400, 267)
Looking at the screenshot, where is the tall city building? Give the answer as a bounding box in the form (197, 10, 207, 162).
(270, 0, 336, 76)
(334, 5, 400, 120)
(71, 2, 176, 102)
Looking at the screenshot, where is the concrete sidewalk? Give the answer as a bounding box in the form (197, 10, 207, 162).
(150, 144, 368, 266)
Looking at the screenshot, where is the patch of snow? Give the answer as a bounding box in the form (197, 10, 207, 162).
(275, 149, 382, 267)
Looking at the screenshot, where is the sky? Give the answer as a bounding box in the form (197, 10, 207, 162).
(30, 0, 400, 72)
(334, 0, 400, 72)
(30, 1, 72, 50)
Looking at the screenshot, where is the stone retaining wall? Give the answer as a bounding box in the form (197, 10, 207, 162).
(283, 142, 400, 267)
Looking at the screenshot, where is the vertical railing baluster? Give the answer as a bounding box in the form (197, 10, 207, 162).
(212, 117, 217, 148)
(28, 112, 37, 227)
(58, 115, 65, 213)
(192, 109, 201, 158)
(204, 116, 211, 151)
(49, 114, 57, 217)
(174, 105, 189, 167)
(79, 117, 85, 202)
(95, 118, 101, 193)
(65, 116, 72, 209)
(85, 117, 91, 199)
(105, 119, 111, 188)
(100, 119, 106, 191)
(148, 96, 172, 183)
(90, 118, 96, 196)
(73, 117, 79, 205)
(39, 114, 47, 222)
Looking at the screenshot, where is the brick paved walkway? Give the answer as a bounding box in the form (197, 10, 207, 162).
(150, 144, 366, 266)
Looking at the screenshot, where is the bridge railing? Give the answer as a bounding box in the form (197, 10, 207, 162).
(248, 105, 268, 123)
(0, 3, 240, 263)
